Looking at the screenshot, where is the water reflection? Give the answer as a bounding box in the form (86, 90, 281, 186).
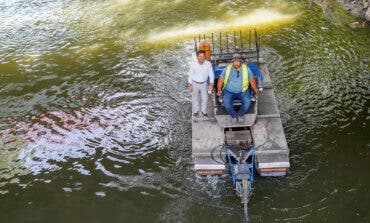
(0, 0, 369, 222)
(0, 91, 168, 171)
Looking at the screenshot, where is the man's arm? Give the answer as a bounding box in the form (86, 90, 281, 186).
(216, 77, 224, 96)
(188, 63, 193, 92)
(247, 66, 258, 93)
(216, 67, 227, 96)
(250, 77, 258, 93)
(207, 62, 215, 91)
(208, 83, 214, 92)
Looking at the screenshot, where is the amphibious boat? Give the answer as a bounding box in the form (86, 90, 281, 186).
(191, 30, 290, 209)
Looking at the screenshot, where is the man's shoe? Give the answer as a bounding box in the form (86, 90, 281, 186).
(193, 111, 199, 117)
(251, 93, 256, 102)
(231, 117, 237, 124)
(238, 115, 245, 123)
(202, 112, 208, 117)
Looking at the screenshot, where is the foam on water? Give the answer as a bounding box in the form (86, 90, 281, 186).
(148, 9, 298, 41)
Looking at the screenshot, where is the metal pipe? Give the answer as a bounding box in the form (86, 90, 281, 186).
(211, 33, 214, 54)
(194, 37, 197, 53)
(240, 30, 243, 50)
(248, 30, 251, 50)
(255, 29, 259, 65)
(227, 148, 236, 186)
(219, 32, 222, 55)
(251, 147, 255, 183)
(226, 32, 229, 53)
(234, 31, 236, 51)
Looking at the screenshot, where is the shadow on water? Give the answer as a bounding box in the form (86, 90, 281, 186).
(0, 0, 369, 222)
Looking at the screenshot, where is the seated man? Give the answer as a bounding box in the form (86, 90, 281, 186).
(216, 54, 258, 122)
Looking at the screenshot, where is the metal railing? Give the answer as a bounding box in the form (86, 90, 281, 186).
(194, 29, 261, 65)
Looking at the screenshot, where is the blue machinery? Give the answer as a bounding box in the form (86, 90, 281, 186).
(227, 145, 255, 205)
(195, 29, 261, 209)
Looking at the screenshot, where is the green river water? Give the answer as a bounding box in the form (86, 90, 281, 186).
(0, 0, 369, 222)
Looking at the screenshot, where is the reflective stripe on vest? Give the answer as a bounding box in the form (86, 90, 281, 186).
(222, 64, 249, 92)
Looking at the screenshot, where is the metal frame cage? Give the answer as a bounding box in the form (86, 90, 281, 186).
(194, 29, 261, 66)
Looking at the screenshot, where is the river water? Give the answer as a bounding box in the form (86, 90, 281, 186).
(0, 0, 369, 222)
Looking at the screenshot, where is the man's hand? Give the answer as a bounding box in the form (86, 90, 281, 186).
(216, 78, 224, 97)
(207, 84, 213, 92)
(189, 84, 193, 93)
(250, 78, 258, 94)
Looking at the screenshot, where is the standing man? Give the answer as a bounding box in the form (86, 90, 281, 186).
(216, 54, 258, 122)
(188, 50, 214, 117)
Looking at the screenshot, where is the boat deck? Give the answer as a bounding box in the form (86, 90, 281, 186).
(192, 60, 290, 176)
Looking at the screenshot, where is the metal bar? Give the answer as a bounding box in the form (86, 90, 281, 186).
(248, 30, 251, 50)
(255, 29, 259, 65)
(219, 32, 222, 55)
(226, 32, 229, 53)
(259, 34, 261, 48)
(198, 34, 201, 42)
(240, 30, 243, 50)
(211, 33, 214, 54)
(251, 147, 254, 183)
(259, 35, 261, 65)
(227, 148, 236, 186)
(203, 34, 206, 41)
(194, 37, 197, 52)
(234, 31, 236, 51)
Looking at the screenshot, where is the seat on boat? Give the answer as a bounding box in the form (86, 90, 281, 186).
(214, 89, 257, 127)
(215, 89, 256, 116)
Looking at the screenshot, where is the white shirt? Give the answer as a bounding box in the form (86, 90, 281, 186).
(188, 60, 214, 84)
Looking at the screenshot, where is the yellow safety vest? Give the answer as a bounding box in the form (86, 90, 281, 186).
(222, 64, 249, 92)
